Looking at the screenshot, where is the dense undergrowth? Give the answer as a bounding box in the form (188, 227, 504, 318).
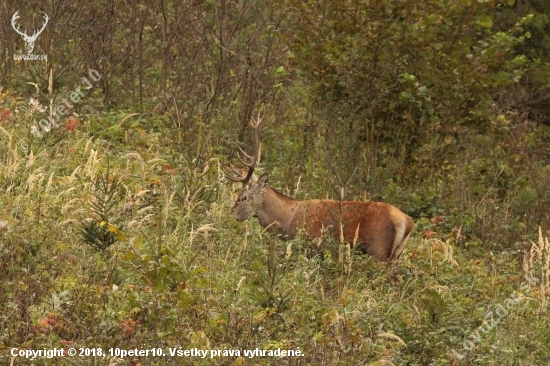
(0, 102, 549, 365)
(2, 0, 550, 364)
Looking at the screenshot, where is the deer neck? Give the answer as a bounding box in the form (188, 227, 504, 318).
(256, 187, 299, 239)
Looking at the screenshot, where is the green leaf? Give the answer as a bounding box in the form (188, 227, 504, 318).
(161, 255, 171, 268)
(124, 251, 138, 260)
(477, 16, 493, 29)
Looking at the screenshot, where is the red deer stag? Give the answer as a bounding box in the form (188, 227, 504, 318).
(225, 116, 414, 261)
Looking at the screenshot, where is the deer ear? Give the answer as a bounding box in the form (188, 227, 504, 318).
(258, 173, 269, 186)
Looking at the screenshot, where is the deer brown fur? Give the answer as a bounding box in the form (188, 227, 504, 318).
(231, 173, 413, 261)
(225, 116, 414, 262)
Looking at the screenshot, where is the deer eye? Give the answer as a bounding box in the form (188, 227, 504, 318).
(241, 196, 247, 202)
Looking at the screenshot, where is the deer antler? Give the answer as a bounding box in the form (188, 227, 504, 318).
(11, 11, 49, 54)
(11, 11, 26, 38)
(30, 13, 49, 40)
(225, 114, 262, 184)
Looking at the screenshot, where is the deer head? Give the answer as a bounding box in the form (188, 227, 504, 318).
(12, 11, 49, 54)
(225, 115, 264, 221)
(231, 173, 271, 221)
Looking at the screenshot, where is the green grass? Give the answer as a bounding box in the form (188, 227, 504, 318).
(1, 109, 549, 366)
